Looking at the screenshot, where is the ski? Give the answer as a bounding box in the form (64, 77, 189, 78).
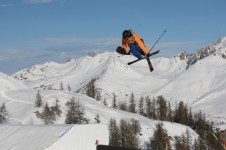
(146, 57, 154, 72)
(127, 50, 160, 65)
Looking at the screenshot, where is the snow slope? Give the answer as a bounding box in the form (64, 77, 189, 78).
(0, 125, 73, 150)
(0, 124, 108, 150)
(0, 89, 198, 149)
(0, 72, 26, 91)
(46, 124, 109, 150)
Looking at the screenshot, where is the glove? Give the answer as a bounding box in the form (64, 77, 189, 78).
(116, 46, 129, 55)
(125, 51, 130, 55)
(146, 52, 151, 57)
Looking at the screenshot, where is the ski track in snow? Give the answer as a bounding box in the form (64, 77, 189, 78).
(0, 90, 34, 105)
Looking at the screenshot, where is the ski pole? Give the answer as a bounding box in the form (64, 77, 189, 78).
(149, 30, 166, 52)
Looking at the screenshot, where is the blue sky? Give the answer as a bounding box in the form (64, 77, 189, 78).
(1, 0, 226, 74)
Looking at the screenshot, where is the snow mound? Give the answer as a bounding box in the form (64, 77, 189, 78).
(0, 124, 108, 150)
(46, 124, 108, 150)
(0, 72, 26, 91)
(0, 125, 73, 150)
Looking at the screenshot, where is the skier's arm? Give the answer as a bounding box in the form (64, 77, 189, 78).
(122, 38, 130, 54)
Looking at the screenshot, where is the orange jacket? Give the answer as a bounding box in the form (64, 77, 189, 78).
(122, 32, 149, 55)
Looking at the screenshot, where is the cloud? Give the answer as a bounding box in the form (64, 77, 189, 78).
(23, 0, 65, 4)
(0, 48, 46, 61)
(0, 36, 119, 62)
(41, 37, 118, 44)
(0, 3, 14, 7)
(40, 37, 119, 52)
(146, 40, 206, 51)
(0, 38, 206, 62)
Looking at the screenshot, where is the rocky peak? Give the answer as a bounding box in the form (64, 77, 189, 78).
(177, 37, 226, 69)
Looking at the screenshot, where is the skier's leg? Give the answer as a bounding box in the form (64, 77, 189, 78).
(129, 43, 144, 59)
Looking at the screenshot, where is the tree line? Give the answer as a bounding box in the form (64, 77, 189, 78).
(108, 93, 224, 150)
(83, 81, 225, 149)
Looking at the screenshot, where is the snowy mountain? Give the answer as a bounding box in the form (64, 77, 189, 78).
(12, 36, 226, 124)
(179, 36, 226, 69)
(1, 37, 226, 149)
(0, 72, 26, 91)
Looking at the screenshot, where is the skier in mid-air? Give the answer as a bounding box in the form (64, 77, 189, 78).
(116, 29, 165, 72)
(116, 29, 151, 59)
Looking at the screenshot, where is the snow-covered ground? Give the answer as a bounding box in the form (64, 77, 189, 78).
(0, 37, 226, 149)
(0, 124, 108, 150)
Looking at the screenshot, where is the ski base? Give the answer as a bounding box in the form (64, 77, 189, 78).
(146, 57, 154, 72)
(127, 50, 160, 65)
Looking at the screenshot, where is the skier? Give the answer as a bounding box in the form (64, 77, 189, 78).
(116, 30, 151, 59)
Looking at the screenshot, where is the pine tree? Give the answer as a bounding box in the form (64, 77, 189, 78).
(0, 103, 9, 123)
(174, 131, 191, 150)
(194, 111, 207, 139)
(65, 97, 89, 124)
(35, 90, 42, 107)
(109, 119, 141, 149)
(119, 101, 127, 111)
(138, 96, 145, 116)
(85, 79, 96, 99)
(51, 98, 62, 117)
(151, 98, 157, 119)
(174, 101, 187, 124)
(206, 128, 224, 150)
(60, 81, 64, 90)
(129, 92, 136, 113)
(119, 119, 141, 149)
(151, 123, 170, 150)
(119, 119, 127, 147)
(197, 137, 207, 150)
(188, 108, 194, 127)
(167, 101, 173, 122)
(112, 93, 118, 109)
(156, 95, 167, 121)
(145, 97, 157, 119)
(185, 129, 191, 150)
(41, 102, 56, 124)
(67, 83, 71, 91)
(130, 119, 141, 135)
(145, 96, 152, 118)
(109, 118, 121, 147)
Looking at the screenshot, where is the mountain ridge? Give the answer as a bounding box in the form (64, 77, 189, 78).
(10, 37, 226, 123)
